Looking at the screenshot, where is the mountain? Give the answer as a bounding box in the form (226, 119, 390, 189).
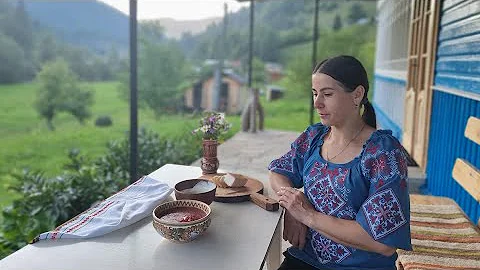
(23, 0, 129, 55)
(21, 0, 220, 52)
(181, 0, 377, 62)
(156, 17, 222, 39)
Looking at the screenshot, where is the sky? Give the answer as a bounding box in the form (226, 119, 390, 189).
(98, 0, 250, 21)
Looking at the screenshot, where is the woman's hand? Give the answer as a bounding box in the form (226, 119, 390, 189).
(283, 210, 308, 249)
(277, 187, 315, 225)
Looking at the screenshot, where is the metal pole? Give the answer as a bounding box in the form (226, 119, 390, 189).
(247, 0, 256, 133)
(247, 0, 254, 88)
(223, 3, 228, 61)
(129, 0, 138, 183)
(213, 3, 228, 112)
(310, 0, 319, 125)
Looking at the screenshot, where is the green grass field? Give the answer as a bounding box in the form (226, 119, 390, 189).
(0, 81, 311, 208)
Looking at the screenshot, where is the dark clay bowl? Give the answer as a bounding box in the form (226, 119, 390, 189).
(174, 179, 216, 205)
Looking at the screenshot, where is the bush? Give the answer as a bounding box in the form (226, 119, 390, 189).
(95, 128, 202, 181)
(0, 128, 202, 259)
(95, 116, 113, 127)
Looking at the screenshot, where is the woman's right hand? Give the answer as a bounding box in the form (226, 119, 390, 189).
(283, 210, 307, 249)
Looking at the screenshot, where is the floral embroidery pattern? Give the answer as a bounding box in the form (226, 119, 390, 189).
(320, 166, 350, 201)
(361, 146, 407, 185)
(268, 126, 322, 174)
(268, 150, 294, 173)
(311, 231, 351, 264)
(365, 142, 380, 155)
(362, 150, 392, 182)
(294, 132, 309, 158)
(308, 161, 322, 178)
(306, 164, 346, 215)
(393, 149, 408, 180)
(336, 205, 356, 220)
(362, 188, 406, 240)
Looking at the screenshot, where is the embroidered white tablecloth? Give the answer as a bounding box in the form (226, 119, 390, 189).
(33, 175, 172, 242)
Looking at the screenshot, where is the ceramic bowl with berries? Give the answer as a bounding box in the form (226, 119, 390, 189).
(152, 200, 211, 243)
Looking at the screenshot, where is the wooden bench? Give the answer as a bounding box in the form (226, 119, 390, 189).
(397, 116, 480, 269)
(452, 116, 480, 227)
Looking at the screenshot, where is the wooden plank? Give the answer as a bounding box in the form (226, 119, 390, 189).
(414, 0, 441, 171)
(452, 158, 480, 202)
(266, 218, 282, 270)
(464, 116, 480, 145)
(403, 0, 419, 155)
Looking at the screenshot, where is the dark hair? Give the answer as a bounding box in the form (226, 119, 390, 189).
(313, 55, 376, 129)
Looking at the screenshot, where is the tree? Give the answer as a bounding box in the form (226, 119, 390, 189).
(254, 26, 280, 62)
(0, 33, 27, 83)
(34, 59, 93, 130)
(105, 45, 124, 77)
(347, 3, 368, 25)
(61, 87, 94, 124)
(10, 0, 33, 53)
(281, 54, 312, 100)
(252, 57, 266, 89)
(333, 14, 343, 31)
(0, 2, 14, 34)
(59, 46, 94, 81)
(36, 33, 57, 64)
(5, 0, 35, 80)
(281, 24, 377, 100)
(179, 32, 196, 58)
(325, 2, 338, 12)
(139, 20, 166, 44)
(119, 41, 188, 117)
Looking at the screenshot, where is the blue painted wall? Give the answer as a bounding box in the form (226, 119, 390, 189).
(426, 0, 480, 222)
(435, 0, 480, 96)
(373, 75, 405, 141)
(427, 91, 480, 222)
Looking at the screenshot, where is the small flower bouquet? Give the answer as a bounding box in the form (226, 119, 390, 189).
(192, 111, 231, 141)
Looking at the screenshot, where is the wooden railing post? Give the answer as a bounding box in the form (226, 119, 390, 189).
(250, 88, 258, 133)
(241, 88, 264, 133)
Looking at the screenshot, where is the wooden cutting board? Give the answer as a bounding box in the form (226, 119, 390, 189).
(199, 173, 279, 211)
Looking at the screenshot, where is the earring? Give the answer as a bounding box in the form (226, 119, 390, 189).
(355, 103, 359, 108)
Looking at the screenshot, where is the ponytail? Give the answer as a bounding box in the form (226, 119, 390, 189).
(362, 101, 377, 129)
(312, 55, 375, 128)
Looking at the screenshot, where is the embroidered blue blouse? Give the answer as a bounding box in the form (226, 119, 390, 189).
(268, 123, 412, 270)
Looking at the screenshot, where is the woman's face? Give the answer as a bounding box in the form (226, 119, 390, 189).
(312, 73, 360, 126)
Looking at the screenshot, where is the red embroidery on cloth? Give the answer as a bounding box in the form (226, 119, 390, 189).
(311, 231, 352, 264)
(64, 201, 116, 234)
(268, 150, 294, 173)
(362, 188, 406, 240)
(306, 163, 350, 215)
(49, 176, 148, 239)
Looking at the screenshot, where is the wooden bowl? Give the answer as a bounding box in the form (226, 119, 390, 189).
(152, 200, 211, 243)
(174, 179, 216, 205)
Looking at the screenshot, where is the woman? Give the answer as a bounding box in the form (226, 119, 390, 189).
(269, 55, 411, 270)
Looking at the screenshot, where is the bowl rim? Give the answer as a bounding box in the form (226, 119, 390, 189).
(174, 179, 216, 195)
(152, 199, 211, 226)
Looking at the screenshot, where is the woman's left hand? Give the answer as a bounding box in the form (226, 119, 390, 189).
(277, 187, 315, 225)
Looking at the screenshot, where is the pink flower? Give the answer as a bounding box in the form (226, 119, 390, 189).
(192, 111, 231, 140)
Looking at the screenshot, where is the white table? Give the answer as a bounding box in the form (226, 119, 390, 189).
(0, 164, 283, 270)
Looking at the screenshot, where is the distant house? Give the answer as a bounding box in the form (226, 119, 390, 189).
(265, 62, 284, 84)
(184, 70, 247, 114)
(266, 85, 285, 102)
